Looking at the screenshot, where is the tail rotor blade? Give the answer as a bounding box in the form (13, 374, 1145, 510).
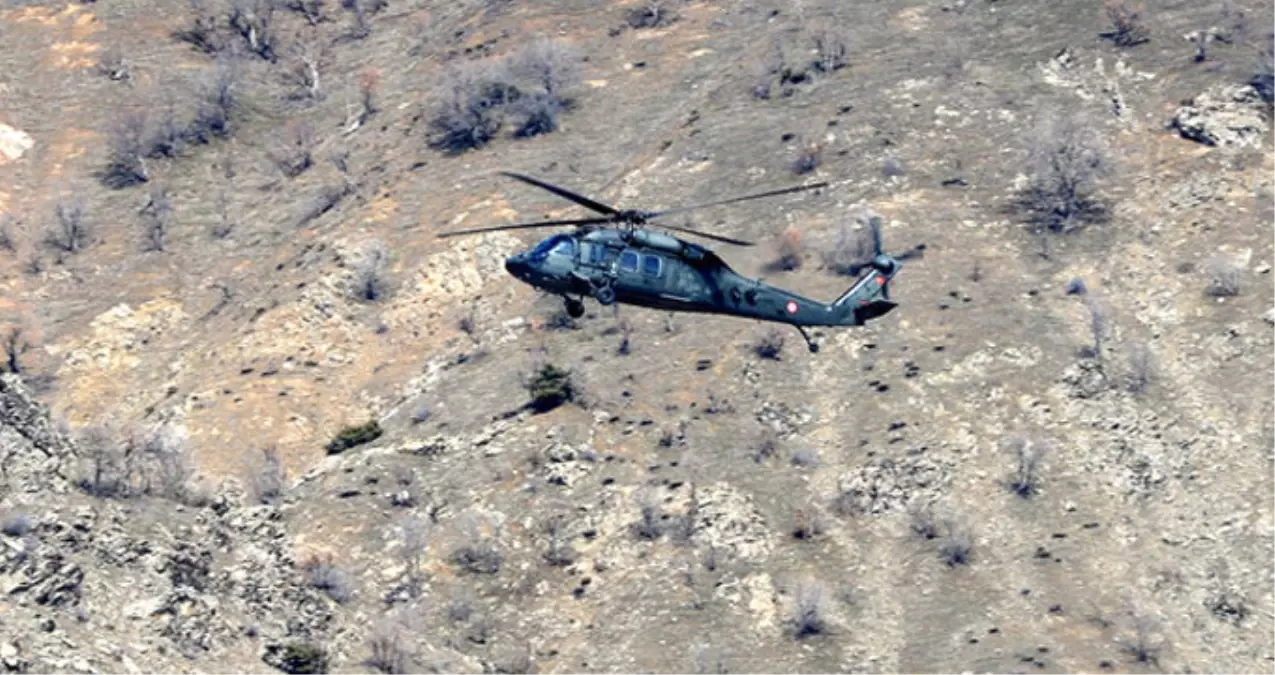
(868, 215, 884, 256)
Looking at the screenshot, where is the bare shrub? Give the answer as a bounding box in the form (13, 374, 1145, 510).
(1251, 30, 1274, 103)
(937, 519, 972, 567)
(822, 219, 876, 276)
(770, 225, 804, 270)
(229, 0, 279, 61)
(140, 423, 198, 501)
(791, 504, 826, 540)
(754, 329, 785, 360)
(365, 620, 413, 674)
(627, 1, 675, 29)
(1118, 611, 1164, 667)
(428, 62, 511, 153)
(1205, 256, 1242, 296)
(1065, 276, 1087, 295)
(907, 502, 938, 540)
(0, 216, 13, 253)
(47, 197, 90, 254)
(409, 403, 432, 425)
(1083, 296, 1108, 363)
(3, 323, 34, 375)
(75, 424, 131, 498)
(792, 138, 823, 175)
(282, 0, 327, 25)
(787, 580, 828, 638)
(1102, 0, 1150, 48)
(882, 155, 904, 177)
(269, 120, 317, 178)
(1017, 112, 1109, 235)
(248, 446, 286, 504)
(304, 554, 355, 603)
(451, 514, 502, 574)
(282, 38, 327, 103)
(399, 515, 430, 598)
(140, 185, 173, 252)
(212, 190, 236, 239)
(359, 66, 381, 120)
(1124, 341, 1155, 394)
(1005, 436, 1046, 498)
(544, 514, 576, 566)
(509, 92, 565, 138)
(352, 239, 390, 302)
(753, 427, 779, 463)
(810, 29, 847, 73)
(508, 39, 579, 102)
(632, 489, 664, 540)
(95, 47, 133, 83)
(102, 112, 151, 188)
(189, 61, 240, 143)
(342, 0, 387, 39)
(174, 0, 225, 54)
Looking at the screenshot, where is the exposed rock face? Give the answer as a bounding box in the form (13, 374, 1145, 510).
(0, 376, 339, 673)
(834, 450, 952, 516)
(1170, 84, 1270, 149)
(689, 483, 772, 560)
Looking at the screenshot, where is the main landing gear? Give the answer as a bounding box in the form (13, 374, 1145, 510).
(564, 297, 585, 318)
(794, 325, 820, 353)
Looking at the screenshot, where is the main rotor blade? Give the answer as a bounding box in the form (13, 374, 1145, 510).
(436, 217, 611, 238)
(658, 222, 756, 247)
(647, 181, 829, 219)
(894, 244, 926, 261)
(501, 172, 620, 217)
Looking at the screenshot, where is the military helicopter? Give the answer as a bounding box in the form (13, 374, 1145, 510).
(438, 172, 920, 352)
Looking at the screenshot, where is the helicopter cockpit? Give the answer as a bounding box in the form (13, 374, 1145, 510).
(527, 234, 575, 262)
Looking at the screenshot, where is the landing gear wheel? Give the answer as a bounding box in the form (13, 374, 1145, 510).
(594, 285, 616, 306)
(564, 298, 585, 318)
(794, 325, 820, 353)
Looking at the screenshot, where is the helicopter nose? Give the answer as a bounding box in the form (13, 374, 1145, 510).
(505, 255, 530, 279)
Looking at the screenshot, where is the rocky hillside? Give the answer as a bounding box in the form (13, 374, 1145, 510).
(1, 0, 1273, 672)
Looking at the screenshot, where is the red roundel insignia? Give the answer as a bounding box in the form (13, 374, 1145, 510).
(786, 300, 798, 314)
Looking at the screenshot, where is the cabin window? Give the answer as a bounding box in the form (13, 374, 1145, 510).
(620, 251, 639, 272)
(549, 238, 574, 256)
(642, 255, 662, 277)
(589, 244, 611, 264)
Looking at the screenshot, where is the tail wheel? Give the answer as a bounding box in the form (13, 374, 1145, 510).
(595, 285, 616, 305)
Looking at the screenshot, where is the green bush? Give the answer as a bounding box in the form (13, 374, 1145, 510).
(325, 420, 382, 454)
(527, 363, 573, 412)
(278, 642, 328, 674)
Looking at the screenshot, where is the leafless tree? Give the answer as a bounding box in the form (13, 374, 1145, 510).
(822, 218, 876, 276)
(248, 446, 286, 503)
(1118, 610, 1164, 667)
(173, 0, 225, 54)
(1084, 295, 1108, 364)
(788, 580, 828, 638)
(770, 224, 804, 270)
(3, 324, 33, 374)
(140, 423, 198, 501)
(451, 512, 501, 574)
(428, 61, 509, 153)
(399, 515, 430, 598)
(269, 120, 317, 178)
(1018, 112, 1110, 235)
(283, 37, 327, 103)
(212, 190, 236, 239)
(0, 215, 13, 253)
(937, 518, 972, 566)
(47, 196, 90, 254)
(754, 329, 785, 360)
(304, 554, 355, 603)
(1124, 341, 1156, 394)
(352, 239, 389, 301)
(633, 488, 664, 540)
(543, 514, 576, 566)
(342, 0, 387, 39)
(140, 184, 173, 252)
(103, 111, 151, 188)
(810, 29, 847, 73)
(359, 66, 381, 122)
(229, 0, 278, 61)
(1102, 0, 1150, 48)
(191, 60, 240, 142)
(1005, 435, 1047, 497)
(365, 619, 413, 674)
(508, 39, 579, 101)
(282, 0, 327, 25)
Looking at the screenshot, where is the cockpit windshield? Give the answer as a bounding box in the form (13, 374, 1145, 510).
(528, 234, 574, 262)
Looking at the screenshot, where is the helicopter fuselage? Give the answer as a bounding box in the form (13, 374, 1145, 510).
(503, 227, 897, 328)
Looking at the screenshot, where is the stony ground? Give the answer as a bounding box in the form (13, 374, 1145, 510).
(0, 0, 1273, 673)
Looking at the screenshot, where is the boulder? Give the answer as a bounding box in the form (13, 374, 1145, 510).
(1170, 84, 1269, 149)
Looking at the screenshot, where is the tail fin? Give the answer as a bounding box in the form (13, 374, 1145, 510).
(832, 266, 898, 326)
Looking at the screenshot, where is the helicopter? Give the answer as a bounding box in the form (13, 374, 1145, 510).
(437, 172, 922, 353)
